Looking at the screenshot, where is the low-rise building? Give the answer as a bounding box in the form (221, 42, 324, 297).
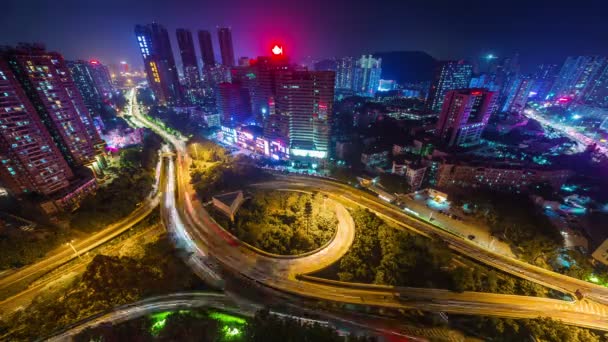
(361, 149, 389, 170)
(434, 162, 572, 191)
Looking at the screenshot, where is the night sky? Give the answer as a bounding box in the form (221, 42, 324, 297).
(2, 0, 607, 71)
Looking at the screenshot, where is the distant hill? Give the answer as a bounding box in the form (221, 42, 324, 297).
(373, 51, 436, 83)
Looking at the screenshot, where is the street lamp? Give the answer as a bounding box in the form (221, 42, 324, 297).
(66, 240, 81, 259)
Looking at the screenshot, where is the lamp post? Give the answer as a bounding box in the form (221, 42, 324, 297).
(67, 240, 81, 259)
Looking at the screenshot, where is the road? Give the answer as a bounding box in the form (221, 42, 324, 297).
(0, 195, 159, 300)
(523, 107, 608, 157)
(129, 88, 608, 331)
(46, 292, 252, 342)
(0, 225, 163, 319)
(45, 291, 430, 342)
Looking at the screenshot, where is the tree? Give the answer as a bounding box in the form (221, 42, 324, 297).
(304, 200, 313, 234)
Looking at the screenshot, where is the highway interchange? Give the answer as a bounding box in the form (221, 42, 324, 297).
(4, 88, 608, 339)
(126, 88, 608, 331)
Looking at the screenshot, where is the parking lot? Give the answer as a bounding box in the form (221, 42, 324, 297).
(397, 190, 515, 257)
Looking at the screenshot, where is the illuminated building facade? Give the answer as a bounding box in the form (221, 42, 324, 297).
(217, 82, 252, 124)
(530, 63, 559, 100)
(276, 70, 335, 158)
(0, 46, 102, 214)
(435, 162, 572, 191)
(249, 55, 290, 122)
(135, 23, 183, 105)
(218, 27, 235, 67)
(67, 59, 113, 128)
(352, 55, 382, 97)
(584, 62, 608, 108)
(219, 125, 289, 160)
(176, 28, 200, 89)
(0, 58, 73, 197)
(87, 60, 113, 100)
(500, 76, 533, 114)
(198, 30, 215, 68)
(335, 57, 355, 90)
(4, 44, 100, 165)
(427, 60, 473, 112)
(436, 88, 496, 147)
(67, 60, 103, 118)
(549, 56, 606, 101)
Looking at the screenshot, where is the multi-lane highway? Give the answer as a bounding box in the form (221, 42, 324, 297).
(129, 88, 608, 331)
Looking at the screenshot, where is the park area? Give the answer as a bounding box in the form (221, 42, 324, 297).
(210, 190, 338, 256)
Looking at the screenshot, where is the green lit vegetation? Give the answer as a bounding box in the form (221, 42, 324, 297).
(333, 209, 553, 296)
(74, 308, 373, 342)
(211, 191, 338, 255)
(1, 234, 207, 340)
(70, 129, 163, 232)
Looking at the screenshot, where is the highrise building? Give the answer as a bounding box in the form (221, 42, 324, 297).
(87, 60, 113, 99)
(0, 58, 73, 197)
(4, 44, 101, 165)
(335, 57, 355, 90)
(549, 56, 606, 101)
(584, 62, 608, 108)
(500, 76, 533, 114)
(531, 63, 559, 100)
(352, 55, 381, 97)
(67, 60, 103, 117)
(249, 55, 290, 122)
(176, 28, 200, 88)
(217, 82, 252, 124)
(67, 60, 113, 120)
(427, 61, 473, 112)
(275, 70, 335, 158)
(436, 88, 496, 147)
(218, 27, 235, 67)
(198, 30, 215, 68)
(135, 23, 183, 105)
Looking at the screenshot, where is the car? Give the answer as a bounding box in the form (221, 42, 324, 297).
(467, 235, 475, 240)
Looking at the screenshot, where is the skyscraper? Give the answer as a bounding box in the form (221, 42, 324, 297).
(500, 76, 533, 114)
(67, 60, 103, 118)
(67, 60, 113, 121)
(335, 57, 355, 90)
(135, 23, 183, 105)
(87, 60, 113, 100)
(352, 55, 382, 97)
(217, 27, 235, 67)
(436, 88, 496, 147)
(176, 29, 200, 89)
(249, 55, 290, 122)
(4, 44, 100, 165)
(531, 63, 559, 100)
(427, 61, 473, 112)
(276, 70, 335, 158)
(0, 58, 73, 197)
(197, 30, 215, 68)
(549, 56, 606, 101)
(217, 82, 252, 124)
(584, 62, 608, 108)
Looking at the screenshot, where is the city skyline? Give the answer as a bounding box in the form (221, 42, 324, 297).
(3, 0, 608, 71)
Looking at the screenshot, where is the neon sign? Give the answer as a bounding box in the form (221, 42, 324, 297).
(272, 45, 283, 55)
